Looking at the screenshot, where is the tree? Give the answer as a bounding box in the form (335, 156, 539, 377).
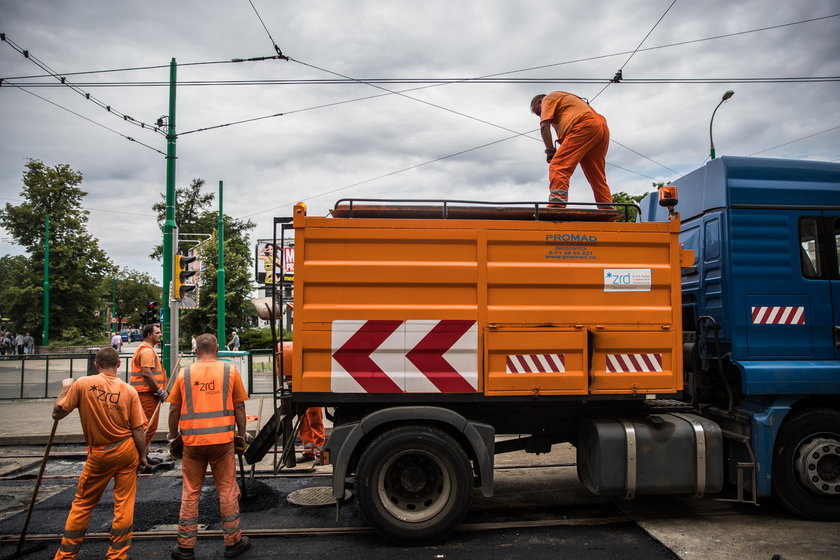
(611, 182, 668, 223)
(101, 268, 161, 328)
(0, 160, 114, 341)
(0, 255, 40, 332)
(152, 179, 257, 345)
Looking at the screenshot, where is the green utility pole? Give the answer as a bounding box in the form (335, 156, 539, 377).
(111, 277, 116, 333)
(217, 180, 226, 344)
(42, 215, 50, 345)
(162, 58, 177, 374)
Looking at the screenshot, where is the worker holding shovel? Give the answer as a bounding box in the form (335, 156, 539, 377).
(51, 346, 148, 559)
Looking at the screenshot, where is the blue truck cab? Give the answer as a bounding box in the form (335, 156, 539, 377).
(641, 156, 840, 520)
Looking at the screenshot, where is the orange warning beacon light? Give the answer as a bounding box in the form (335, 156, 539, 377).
(658, 185, 678, 208)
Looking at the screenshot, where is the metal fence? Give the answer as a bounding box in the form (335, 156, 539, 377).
(0, 349, 277, 400)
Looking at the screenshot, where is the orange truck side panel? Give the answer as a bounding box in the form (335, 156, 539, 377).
(292, 203, 684, 397)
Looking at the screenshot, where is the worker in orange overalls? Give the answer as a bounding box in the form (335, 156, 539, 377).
(167, 334, 251, 560)
(530, 91, 612, 207)
(130, 323, 167, 464)
(297, 407, 325, 463)
(52, 347, 148, 560)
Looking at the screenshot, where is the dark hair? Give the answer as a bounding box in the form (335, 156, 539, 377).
(95, 347, 120, 369)
(142, 324, 158, 339)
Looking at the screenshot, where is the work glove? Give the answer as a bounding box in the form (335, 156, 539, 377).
(168, 434, 183, 460)
(545, 147, 556, 163)
(155, 388, 168, 401)
(234, 434, 249, 455)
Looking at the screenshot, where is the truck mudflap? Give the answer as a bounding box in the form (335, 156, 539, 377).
(324, 406, 496, 500)
(577, 413, 724, 498)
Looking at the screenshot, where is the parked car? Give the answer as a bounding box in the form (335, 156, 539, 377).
(119, 329, 144, 342)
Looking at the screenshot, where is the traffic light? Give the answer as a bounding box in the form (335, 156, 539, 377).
(146, 301, 159, 324)
(174, 254, 197, 299)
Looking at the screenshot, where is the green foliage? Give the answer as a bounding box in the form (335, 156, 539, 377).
(152, 179, 258, 345)
(611, 191, 647, 222)
(238, 327, 292, 350)
(0, 255, 41, 332)
(0, 160, 113, 341)
(48, 327, 107, 347)
(102, 269, 161, 328)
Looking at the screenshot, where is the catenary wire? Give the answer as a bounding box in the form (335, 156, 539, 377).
(2, 55, 287, 81)
(8, 76, 839, 87)
(747, 124, 840, 156)
(1, 33, 165, 136)
(3, 13, 836, 83)
(6, 84, 166, 156)
(590, 0, 678, 103)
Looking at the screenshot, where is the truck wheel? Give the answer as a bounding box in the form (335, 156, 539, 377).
(356, 425, 472, 544)
(773, 408, 840, 520)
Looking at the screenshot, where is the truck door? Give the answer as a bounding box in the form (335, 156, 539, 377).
(827, 212, 840, 359)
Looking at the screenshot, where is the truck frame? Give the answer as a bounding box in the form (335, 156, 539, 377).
(254, 157, 839, 544)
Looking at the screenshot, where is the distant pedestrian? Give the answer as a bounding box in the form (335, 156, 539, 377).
(23, 332, 35, 355)
(111, 332, 122, 352)
(168, 334, 250, 559)
(226, 330, 240, 351)
(1, 332, 10, 355)
(190, 335, 197, 354)
(14, 332, 24, 355)
(52, 347, 147, 559)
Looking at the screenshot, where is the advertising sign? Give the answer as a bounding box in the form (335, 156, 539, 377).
(255, 240, 294, 284)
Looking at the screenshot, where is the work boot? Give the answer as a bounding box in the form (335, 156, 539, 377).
(170, 544, 195, 560)
(224, 535, 251, 558)
(147, 455, 163, 465)
(296, 453, 315, 463)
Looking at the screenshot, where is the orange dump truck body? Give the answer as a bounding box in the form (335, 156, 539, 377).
(291, 202, 688, 401)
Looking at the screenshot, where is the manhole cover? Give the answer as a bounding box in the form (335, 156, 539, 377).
(286, 486, 351, 507)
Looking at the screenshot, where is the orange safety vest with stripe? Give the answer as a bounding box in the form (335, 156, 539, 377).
(130, 342, 166, 392)
(177, 362, 236, 446)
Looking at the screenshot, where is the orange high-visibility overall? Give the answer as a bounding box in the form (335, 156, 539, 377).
(300, 407, 325, 459)
(168, 361, 248, 549)
(54, 374, 145, 560)
(540, 91, 612, 205)
(130, 342, 166, 446)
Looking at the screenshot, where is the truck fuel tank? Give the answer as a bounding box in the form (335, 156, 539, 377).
(577, 413, 723, 498)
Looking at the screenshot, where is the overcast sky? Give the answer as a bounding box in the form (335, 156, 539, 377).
(1, 0, 838, 282)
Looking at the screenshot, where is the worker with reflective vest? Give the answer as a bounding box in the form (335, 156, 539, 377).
(130, 324, 167, 463)
(52, 347, 148, 560)
(167, 333, 251, 560)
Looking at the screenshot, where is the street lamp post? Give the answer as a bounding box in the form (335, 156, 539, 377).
(709, 90, 735, 160)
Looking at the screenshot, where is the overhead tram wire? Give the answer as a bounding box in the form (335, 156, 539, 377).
(7, 84, 166, 156)
(10, 76, 839, 88)
(748, 124, 840, 156)
(2, 13, 835, 83)
(1, 33, 165, 136)
(242, 3, 662, 191)
(590, 0, 678, 103)
(3, 54, 289, 81)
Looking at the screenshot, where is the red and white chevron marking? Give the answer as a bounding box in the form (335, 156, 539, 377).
(505, 354, 565, 374)
(331, 320, 478, 393)
(606, 353, 663, 373)
(751, 306, 805, 325)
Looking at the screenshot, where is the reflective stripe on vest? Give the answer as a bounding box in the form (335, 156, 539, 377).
(179, 362, 236, 445)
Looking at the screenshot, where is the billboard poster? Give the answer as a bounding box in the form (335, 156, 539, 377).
(255, 240, 294, 284)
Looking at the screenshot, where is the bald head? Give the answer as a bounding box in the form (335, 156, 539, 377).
(195, 334, 219, 358)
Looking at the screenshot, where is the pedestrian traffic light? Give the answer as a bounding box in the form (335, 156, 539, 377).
(146, 301, 159, 324)
(174, 254, 197, 300)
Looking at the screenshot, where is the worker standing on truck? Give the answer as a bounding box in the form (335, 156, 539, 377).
(52, 347, 148, 560)
(530, 92, 612, 207)
(167, 334, 251, 559)
(130, 324, 167, 465)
